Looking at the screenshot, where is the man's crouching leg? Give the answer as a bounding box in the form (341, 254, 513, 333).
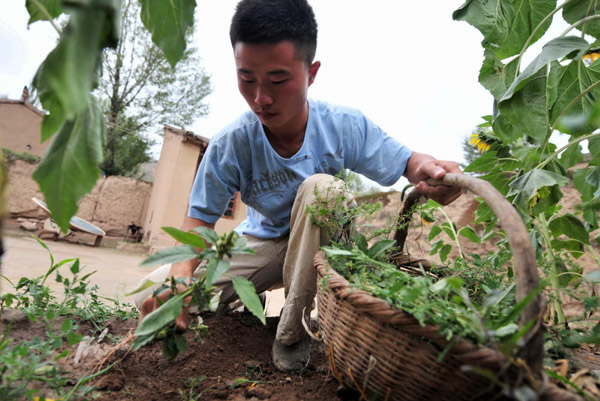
(273, 174, 353, 373)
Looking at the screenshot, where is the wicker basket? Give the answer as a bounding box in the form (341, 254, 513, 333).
(314, 174, 582, 401)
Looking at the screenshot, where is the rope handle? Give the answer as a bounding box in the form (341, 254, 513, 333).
(394, 173, 545, 374)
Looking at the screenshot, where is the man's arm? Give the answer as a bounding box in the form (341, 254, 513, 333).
(403, 151, 462, 205)
(139, 215, 215, 330)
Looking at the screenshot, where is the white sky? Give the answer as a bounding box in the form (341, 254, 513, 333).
(0, 1, 571, 189)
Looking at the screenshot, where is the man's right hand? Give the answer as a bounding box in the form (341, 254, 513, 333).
(138, 216, 215, 331)
(139, 274, 192, 331)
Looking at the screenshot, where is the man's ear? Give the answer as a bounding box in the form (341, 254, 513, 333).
(308, 61, 321, 86)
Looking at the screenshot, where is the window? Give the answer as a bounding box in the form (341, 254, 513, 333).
(222, 193, 239, 220)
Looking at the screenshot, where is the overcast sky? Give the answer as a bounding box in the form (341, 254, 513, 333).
(0, 1, 568, 189)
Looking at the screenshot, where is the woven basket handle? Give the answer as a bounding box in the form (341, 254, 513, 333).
(402, 173, 546, 374)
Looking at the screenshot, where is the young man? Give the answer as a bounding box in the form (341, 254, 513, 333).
(138, 0, 462, 373)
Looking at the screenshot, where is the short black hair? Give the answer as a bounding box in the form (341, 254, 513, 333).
(230, 0, 318, 64)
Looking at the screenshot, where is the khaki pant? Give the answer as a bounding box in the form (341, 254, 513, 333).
(134, 174, 351, 345)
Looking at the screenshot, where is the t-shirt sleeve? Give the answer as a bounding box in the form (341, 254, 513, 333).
(188, 137, 239, 223)
(343, 112, 412, 187)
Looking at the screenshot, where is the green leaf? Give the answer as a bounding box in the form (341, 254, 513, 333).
(205, 259, 230, 286)
(32, 98, 105, 231)
(125, 279, 159, 296)
(439, 244, 452, 262)
(231, 276, 266, 325)
(428, 225, 442, 241)
(497, 68, 551, 143)
(69, 259, 80, 274)
(174, 332, 188, 354)
(135, 295, 183, 336)
(323, 247, 353, 257)
(548, 214, 590, 244)
(140, 0, 196, 67)
(563, 0, 600, 40)
(459, 226, 481, 244)
(192, 226, 219, 244)
(441, 222, 457, 241)
(131, 332, 156, 351)
(548, 59, 600, 136)
(140, 245, 198, 267)
(464, 151, 499, 173)
(589, 137, 600, 166)
(502, 37, 590, 102)
(368, 239, 396, 259)
(162, 227, 206, 249)
(480, 166, 512, 196)
(586, 166, 600, 198)
(507, 169, 569, 210)
(558, 141, 584, 169)
(232, 236, 255, 255)
(453, 0, 557, 60)
(66, 331, 84, 346)
(584, 270, 600, 283)
(554, 261, 578, 288)
(25, 0, 63, 24)
(551, 239, 585, 259)
(33, 0, 120, 138)
(558, 97, 600, 136)
(495, 285, 543, 328)
(479, 51, 519, 100)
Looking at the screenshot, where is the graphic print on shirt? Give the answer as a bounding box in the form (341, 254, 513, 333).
(313, 150, 344, 176)
(243, 168, 301, 215)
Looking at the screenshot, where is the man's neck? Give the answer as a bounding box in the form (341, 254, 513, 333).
(264, 125, 306, 159)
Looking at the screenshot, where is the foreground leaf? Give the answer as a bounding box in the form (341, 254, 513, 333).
(33, 0, 120, 140)
(231, 276, 266, 325)
(25, 0, 63, 24)
(140, 245, 198, 267)
(140, 0, 196, 67)
(453, 0, 556, 60)
(205, 258, 230, 286)
(32, 98, 105, 231)
(162, 226, 207, 249)
(135, 295, 183, 336)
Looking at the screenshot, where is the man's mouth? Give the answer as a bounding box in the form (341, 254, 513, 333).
(256, 111, 276, 120)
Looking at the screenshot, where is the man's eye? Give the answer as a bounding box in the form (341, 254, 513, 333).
(241, 78, 254, 84)
(272, 80, 287, 85)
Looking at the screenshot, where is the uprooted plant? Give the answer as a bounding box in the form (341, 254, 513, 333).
(129, 227, 266, 361)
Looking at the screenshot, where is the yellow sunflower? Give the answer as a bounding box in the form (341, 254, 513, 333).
(583, 52, 600, 66)
(469, 133, 491, 153)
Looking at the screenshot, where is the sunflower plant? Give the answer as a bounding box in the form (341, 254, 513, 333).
(454, 0, 600, 342)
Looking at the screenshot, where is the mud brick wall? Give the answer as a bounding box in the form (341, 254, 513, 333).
(6, 159, 151, 236)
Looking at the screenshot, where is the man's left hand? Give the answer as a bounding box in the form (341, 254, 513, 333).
(405, 152, 463, 205)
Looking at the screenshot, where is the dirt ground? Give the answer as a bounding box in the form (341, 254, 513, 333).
(0, 308, 355, 401)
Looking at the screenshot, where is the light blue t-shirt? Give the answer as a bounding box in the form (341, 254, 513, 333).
(188, 99, 413, 239)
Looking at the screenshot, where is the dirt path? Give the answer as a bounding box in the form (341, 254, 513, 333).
(1, 232, 286, 313)
(2, 233, 149, 300)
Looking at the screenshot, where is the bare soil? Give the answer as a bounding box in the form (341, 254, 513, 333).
(1, 309, 359, 401)
(3, 306, 600, 401)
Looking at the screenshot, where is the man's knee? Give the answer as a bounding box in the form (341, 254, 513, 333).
(297, 174, 347, 204)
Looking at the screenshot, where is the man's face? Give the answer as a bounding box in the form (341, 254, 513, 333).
(234, 41, 320, 135)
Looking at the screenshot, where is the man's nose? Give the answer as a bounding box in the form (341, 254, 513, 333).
(254, 85, 273, 105)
